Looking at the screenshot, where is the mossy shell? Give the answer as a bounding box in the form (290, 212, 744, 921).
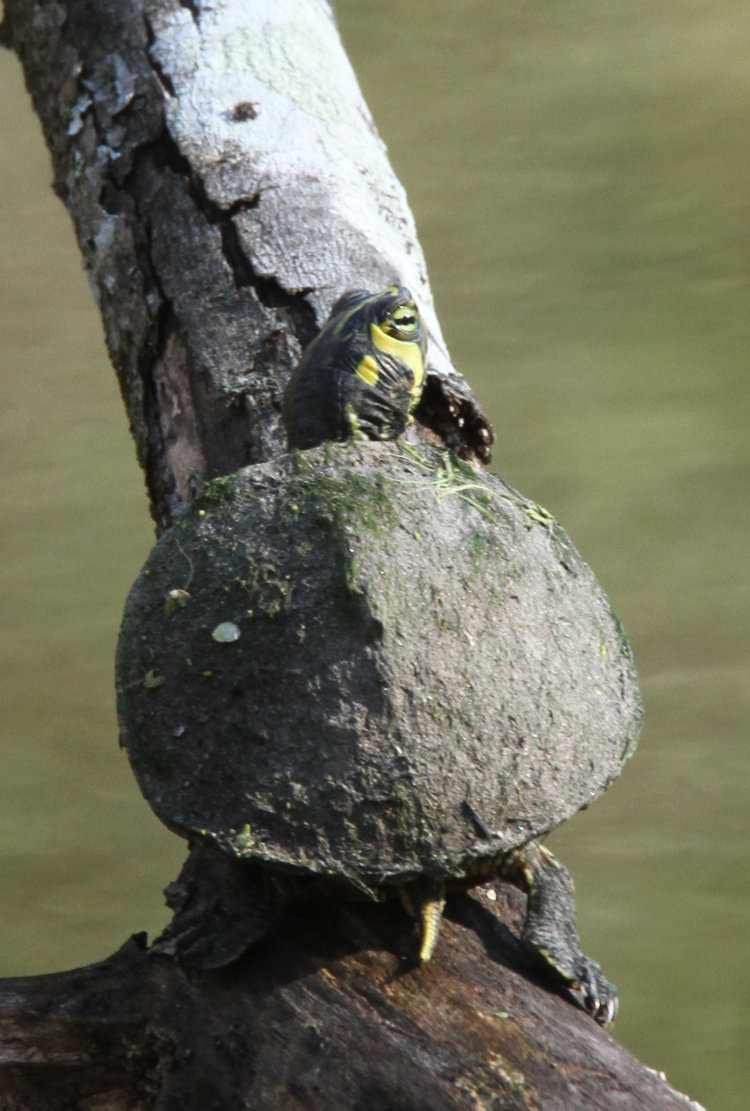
(116, 442, 641, 889)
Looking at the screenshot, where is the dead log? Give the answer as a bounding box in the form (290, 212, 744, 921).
(0, 889, 702, 1110)
(0, 1, 702, 1107)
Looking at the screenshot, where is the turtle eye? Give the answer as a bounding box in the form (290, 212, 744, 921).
(386, 304, 419, 336)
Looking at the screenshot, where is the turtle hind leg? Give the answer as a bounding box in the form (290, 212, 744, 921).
(153, 842, 279, 970)
(499, 841, 618, 1026)
(399, 877, 446, 962)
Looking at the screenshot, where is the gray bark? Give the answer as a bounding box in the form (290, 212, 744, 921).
(2, 0, 489, 529)
(0, 1, 700, 1108)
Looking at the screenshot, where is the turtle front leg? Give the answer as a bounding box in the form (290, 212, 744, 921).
(499, 841, 618, 1025)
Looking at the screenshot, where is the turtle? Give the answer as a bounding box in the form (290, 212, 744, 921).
(117, 416, 642, 1022)
(282, 285, 427, 449)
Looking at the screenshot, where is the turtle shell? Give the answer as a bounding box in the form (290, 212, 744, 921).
(116, 441, 641, 889)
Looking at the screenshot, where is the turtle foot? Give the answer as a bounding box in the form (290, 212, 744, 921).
(153, 842, 276, 970)
(501, 840, 618, 1026)
(399, 877, 446, 962)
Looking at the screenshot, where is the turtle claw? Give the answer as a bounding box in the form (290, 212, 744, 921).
(573, 957, 618, 1026)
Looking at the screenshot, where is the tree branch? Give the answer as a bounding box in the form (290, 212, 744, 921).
(4, 0, 489, 528)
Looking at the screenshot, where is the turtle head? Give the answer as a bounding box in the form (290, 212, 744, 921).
(283, 285, 429, 449)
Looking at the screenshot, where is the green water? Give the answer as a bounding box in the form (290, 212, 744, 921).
(1, 4, 748, 1108)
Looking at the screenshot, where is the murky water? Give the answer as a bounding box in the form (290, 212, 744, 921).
(1, 4, 748, 1108)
